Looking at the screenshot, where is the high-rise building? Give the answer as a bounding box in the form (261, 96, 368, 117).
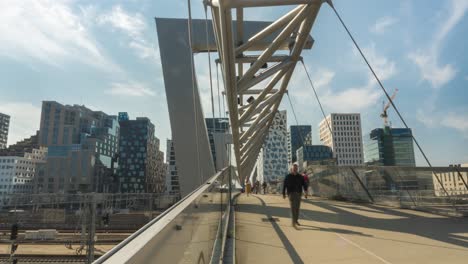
(165, 139, 180, 196)
(117, 114, 164, 193)
(38, 101, 119, 193)
(257, 110, 288, 182)
(0, 113, 10, 149)
(319, 113, 364, 166)
(205, 118, 229, 171)
(289, 125, 312, 163)
(296, 145, 333, 171)
(364, 127, 416, 166)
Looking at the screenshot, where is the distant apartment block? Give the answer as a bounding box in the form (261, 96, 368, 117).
(296, 145, 333, 171)
(1, 147, 47, 204)
(364, 127, 416, 166)
(38, 101, 119, 193)
(289, 125, 312, 163)
(117, 113, 165, 193)
(319, 113, 364, 166)
(257, 110, 288, 182)
(0, 113, 10, 149)
(433, 164, 468, 196)
(166, 139, 180, 196)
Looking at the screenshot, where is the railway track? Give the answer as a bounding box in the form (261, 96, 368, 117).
(0, 254, 101, 263)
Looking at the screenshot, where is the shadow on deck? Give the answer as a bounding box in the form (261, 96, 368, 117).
(234, 194, 468, 264)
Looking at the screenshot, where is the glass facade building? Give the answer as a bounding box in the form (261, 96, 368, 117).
(38, 101, 119, 193)
(289, 125, 312, 163)
(205, 118, 229, 170)
(364, 127, 416, 167)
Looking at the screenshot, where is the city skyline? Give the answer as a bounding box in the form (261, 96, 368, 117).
(0, 0, 467, 166)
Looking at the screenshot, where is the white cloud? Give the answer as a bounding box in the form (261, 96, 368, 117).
(0, 0, 120, 72)
(97, 6, 145, 39)
(319, 45, 395, 113)
(322, 85, 381, 113)
(408, 51, 457, 88)
(417, 109, 468, 137)
(105, 82, 156, 97)
(408, 0, 468, 88)
(98, 5, 156, 61)
(0, 102, 41, 146)
(370, 16, 398, 34)
(361, 44, 396, 82)
(442, 113, 468, 134)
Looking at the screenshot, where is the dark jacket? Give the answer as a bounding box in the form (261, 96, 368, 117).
(282, 173, 307, 196)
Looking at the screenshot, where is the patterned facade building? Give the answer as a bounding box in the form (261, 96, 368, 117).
(0, 113, 10, 150)
(117, 113, 164, 193)
(165, 139, 180, 196)
(257, 110, 288, 183)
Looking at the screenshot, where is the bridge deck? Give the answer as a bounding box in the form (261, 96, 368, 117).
(235, 194, 468, 264)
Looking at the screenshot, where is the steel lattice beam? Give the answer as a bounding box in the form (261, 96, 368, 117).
(208, 0, 328, 183)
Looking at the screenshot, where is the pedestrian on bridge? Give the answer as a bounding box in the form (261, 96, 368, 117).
(262, 181, 268, 194)
(283, 163, 308, 228)
(245, 179, 252, 197)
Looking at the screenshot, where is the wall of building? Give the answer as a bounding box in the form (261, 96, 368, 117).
(0, 113, 10, 149)
(364, 127, 415, 166)
(319, 113, 363, 166)
(165, 139, 180, 196)
(1, 148, 47, 203)
(296, 145, 333, 172)
(433, 164, 468, 196)
(38, 101, 119, 194)
(289, 125, 312, 163)
(118, 116, 164, 193)
(257, 110, 288, 183)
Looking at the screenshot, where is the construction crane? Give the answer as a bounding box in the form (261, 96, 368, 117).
(380, 88, 398, 127)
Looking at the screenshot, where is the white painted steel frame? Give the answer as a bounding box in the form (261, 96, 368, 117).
(208, 0, 328, 182)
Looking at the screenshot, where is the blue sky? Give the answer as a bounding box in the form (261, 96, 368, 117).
(0, 0, 467, 166)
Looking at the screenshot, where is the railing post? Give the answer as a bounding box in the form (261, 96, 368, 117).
(349, 167, 374, 203)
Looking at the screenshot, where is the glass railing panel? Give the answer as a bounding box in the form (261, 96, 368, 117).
(308, 165, 468, 216)
(94, 166, 233, 264)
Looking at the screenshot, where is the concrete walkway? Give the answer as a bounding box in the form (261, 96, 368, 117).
(235, 194, 468, 264)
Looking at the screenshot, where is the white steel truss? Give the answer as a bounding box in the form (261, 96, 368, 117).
(208, 0, 330, 183)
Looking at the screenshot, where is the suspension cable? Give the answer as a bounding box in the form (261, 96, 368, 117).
(300, 61, 333, 136)
(187, 0, 203, 185)
(329, 4, 451, 198)
(216, 62, 222, 118)
(204, 4, 216, 131)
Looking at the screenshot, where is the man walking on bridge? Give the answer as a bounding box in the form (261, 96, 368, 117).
(283, 163, 308, 228)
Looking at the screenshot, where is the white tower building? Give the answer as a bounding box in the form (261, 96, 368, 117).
(319, 113, 364, 166)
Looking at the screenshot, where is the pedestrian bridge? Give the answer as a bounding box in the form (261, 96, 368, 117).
(95, 0, 468, 262)
(94, 166, 468, 264)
